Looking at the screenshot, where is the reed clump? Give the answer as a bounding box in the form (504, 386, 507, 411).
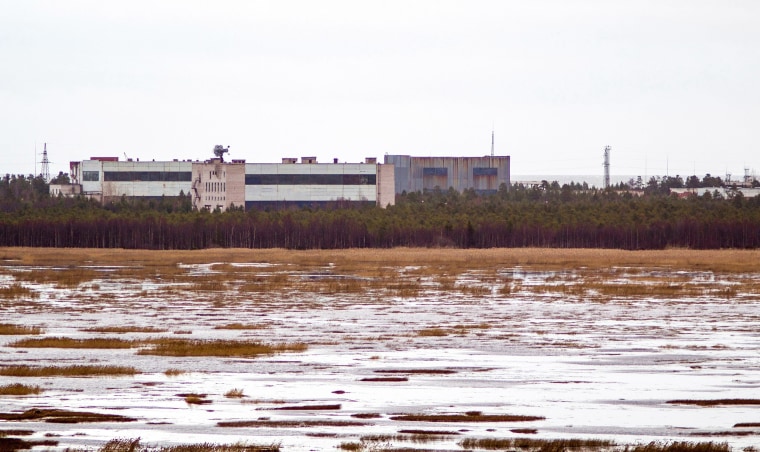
(74, 438, 281, 452)
(0, 283, 38, 299)
(164, 368, 185, 377)
(224, 388, 245, 398)
(0, 365, 138, 377)
(9, 337, 138, 349)
(138, 339, 307, 357)
(0, 323, 43, 335)
(621, 441, 730, 452)
(0, 383, 43, 396)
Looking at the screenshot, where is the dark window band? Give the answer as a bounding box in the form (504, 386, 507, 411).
(473, 167, 497, 176)
(245, 174, 376, 185)
(103, 171, 192, 182)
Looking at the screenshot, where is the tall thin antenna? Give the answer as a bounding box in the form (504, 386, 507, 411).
(491, 127, 494, 158)
(40, 143, 50, 182)
(603, 145, 611, 189)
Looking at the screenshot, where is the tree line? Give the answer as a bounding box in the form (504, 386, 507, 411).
(1, 173, 760, 249)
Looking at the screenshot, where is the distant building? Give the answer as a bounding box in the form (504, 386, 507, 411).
(384, 155, 510, 194)
(65, 155, 395, 210)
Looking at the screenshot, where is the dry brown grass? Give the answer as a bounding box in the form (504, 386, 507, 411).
(0, 383, 43, 396)
(224, 388, 245, 398)
(0, 323, 43, 335)
(0, 365, 138, 377)
(88, 438, 281, 452)
(0, 283, 38, 299)
(416, 328, 448, 337)
(182, 393, 212, 405)
(9, 337, 138, 349)
(137, 339, 307, 357)
(459, 437, 615, 450)
(164, 368, 185, 377)
(5, 247, 760, 272)
(12, 267, 101, 288)
(214, 323, 270, 330)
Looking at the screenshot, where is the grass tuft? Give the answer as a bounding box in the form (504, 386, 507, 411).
(0, 365, 138, 377)
(0, 284, 38, 299)
(224, 388, 245, 398)
(9, 337, 138, 349)
(0, 383, 43, 396)
(138, 339, 307, 357)
(0, 323, 43, 335)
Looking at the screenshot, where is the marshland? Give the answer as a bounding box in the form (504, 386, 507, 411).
(1, 247, 759, 451)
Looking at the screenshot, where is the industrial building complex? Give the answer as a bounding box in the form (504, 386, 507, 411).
(52, 149, 511, 210)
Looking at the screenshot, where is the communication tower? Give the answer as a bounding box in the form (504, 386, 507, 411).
(603, 145, 611, 189)
(40, 143, 50, 182)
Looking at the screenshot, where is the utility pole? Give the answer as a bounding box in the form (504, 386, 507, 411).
(603, 145, 611, 189)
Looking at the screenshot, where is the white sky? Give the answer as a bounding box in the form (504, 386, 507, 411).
(1, 1, 758, 179)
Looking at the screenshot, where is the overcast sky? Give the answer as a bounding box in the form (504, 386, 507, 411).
(1, 1, 758, 181)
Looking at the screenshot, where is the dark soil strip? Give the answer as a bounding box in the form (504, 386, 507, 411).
(0, 438, 58, 451)
(0, 430, 34, 436)
(398, 429, 459, 435)
(0, 409, 136, 423)
(734, 423, 760, 428)
(270, 404, 341, 410)
(218, 420, 366, 428)
(374, 369, 457, 375)
(390, 414, 544, 422)
(360, 377, 408, 382)
(667, 399, 760, 406)
(511, 428, 538, 434)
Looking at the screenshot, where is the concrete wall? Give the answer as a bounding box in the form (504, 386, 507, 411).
(244, 163, 378, 205)
(376, 164, 396, 207)
(384, 155, 510, 194)
(191, 159, 246, 211)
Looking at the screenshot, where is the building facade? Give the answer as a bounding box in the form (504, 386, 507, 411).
(384, 155, 510, 194)
(66, 156, 395, 210)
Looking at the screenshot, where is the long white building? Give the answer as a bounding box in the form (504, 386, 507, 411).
(65, 156, 395, 210)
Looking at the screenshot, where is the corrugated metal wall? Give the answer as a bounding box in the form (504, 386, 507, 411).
(384, 155, 510, 194)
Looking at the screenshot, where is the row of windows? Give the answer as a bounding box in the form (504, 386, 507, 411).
(103, 171, 193, 182)
(423, 167, 448, 176)
(206, 182, 225, 192)
(423, 167, 498, 177)
(473, 167, 498, 176)
(245, 174, 376, 185)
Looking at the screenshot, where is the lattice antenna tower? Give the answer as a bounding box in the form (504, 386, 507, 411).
(40, 143, 50, 182)
(603, 145, 611, 189)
